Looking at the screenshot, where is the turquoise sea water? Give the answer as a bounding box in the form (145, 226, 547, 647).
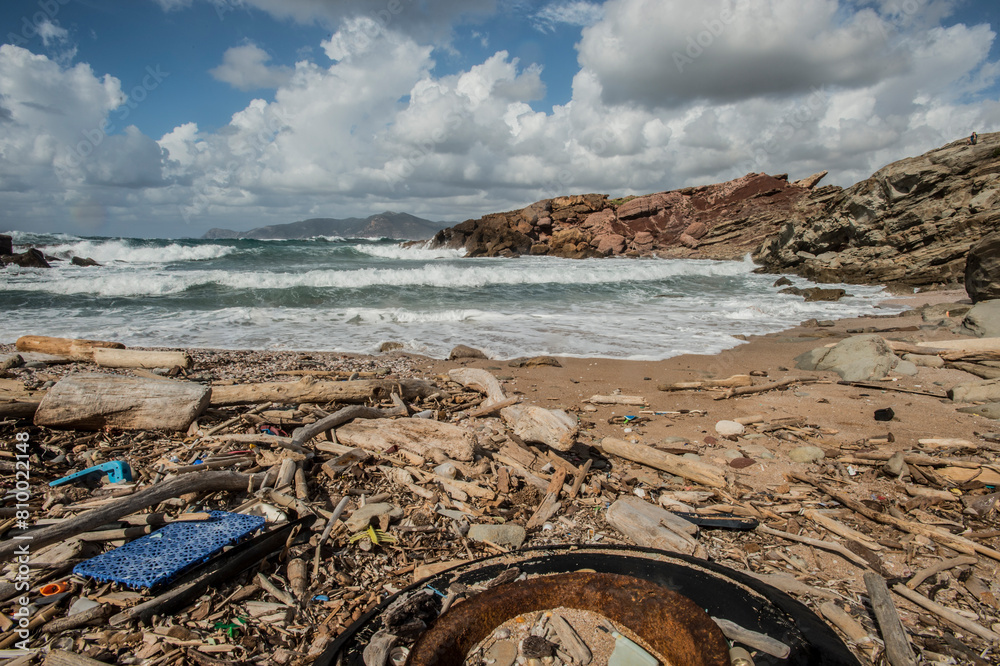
(1, 232, 901, 360)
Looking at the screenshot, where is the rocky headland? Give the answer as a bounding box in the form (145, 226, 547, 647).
(428, 132, 1000, 293)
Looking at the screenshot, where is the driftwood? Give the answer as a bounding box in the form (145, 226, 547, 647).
(891, 583, 1000, 642)
(586, 394, 647, 406)
(802, 509, 881, 551)
(34, 373, 209, 431)
(15, 335, 124, 361)
(0, 400, 39, 420)
(918, 337, 1000, 352)
(905, 556, 977, 590)
(712, 617, 790, 659)
(525, 467, 566, 529)
(864, 573, 916, 666)
(91, 347, 192, 370)
(292, 399, 408, 447)
(818, 603, 870, 644)
(448, 368, 506, 404)
(209, 376, 439, 407)
(605, 496, 703, 557)
(501, 404, 578, 452)
(0, 471, 262, 559)
(716, 376, 816, 399)
(657, 375, 751, 392)
(337, 418, 475, 461)
(44, 650, 112, 666)
(757, 524, 875, 571)
(601, 437, 727, 488)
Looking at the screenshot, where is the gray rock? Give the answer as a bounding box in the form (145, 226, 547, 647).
(468, 523, 527, 549)
(715, 420, 745, 437)
(799, 334, 900, 381)
(0, 354, 24, 371)
(345, 503, 402, 532)
(957, 403, 1000, 419)
(893, 360, 918, 376)
(961, 300, 1000, 338)
(950, 378, 1000, 403)
(789, 446, 825, 464)
(920, 302, 971, 322)
(966, 231, 1000, 303)
(379, 341, 404, 352)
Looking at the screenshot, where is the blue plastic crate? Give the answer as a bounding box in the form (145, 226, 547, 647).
(73, 511, 266, 589)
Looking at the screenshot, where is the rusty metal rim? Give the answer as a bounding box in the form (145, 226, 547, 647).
(405, 571, 730, 666)
(318, 545, 861, 666)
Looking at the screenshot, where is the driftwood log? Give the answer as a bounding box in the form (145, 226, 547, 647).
(336, 418, 475, 461)
(34, 373, 209, 431)
(209, 376, 439, 407)
(91, 347, 192, 370)
(15, 335, 124, 361)
(658, 375, 752, 392)
(864, 573, 916, 666)
(601, 437, 727, 488)
(605, 496, 703, 557)
(0, 401, 39, 420)
(0, 471, 262, 559)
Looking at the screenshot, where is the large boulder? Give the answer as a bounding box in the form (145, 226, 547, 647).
(795, 334, 900, 381)
(966, 232, 1000, 303)
(961, 300, 1000, 338)
(2, 248, 50, 268)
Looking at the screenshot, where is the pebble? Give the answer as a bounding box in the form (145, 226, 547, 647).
(23, 361, 48, 369)
(682, 453, 701, 462)
(486, 640, 517, 666)
(723, 450, 743, 460)
(715, 420, 745, 437)
(662, 436, 689, 444)
(788, 446, 825, 464)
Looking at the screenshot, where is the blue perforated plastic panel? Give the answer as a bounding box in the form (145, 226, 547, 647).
(73, 511, 266, 589)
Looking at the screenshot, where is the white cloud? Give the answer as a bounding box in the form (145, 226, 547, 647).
(531, 1, 605, 32)
(209, 43, 293, 91)
(2, 0, 999, 237)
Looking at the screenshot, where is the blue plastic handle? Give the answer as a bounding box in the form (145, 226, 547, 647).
(49, 461, 133, 487)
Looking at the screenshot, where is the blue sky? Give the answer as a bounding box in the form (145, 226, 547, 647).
(1, 0, 998, 237)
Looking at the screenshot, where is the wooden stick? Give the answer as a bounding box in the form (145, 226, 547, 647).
(203, 402, 271, 437)
(291, 402, 406, 447)
(712, 617, 790, 659)
(0, 471, 262, 559)
(209, 377, 438, 407)
(863, 573, 916, 666)
(905, 555, 977, 590)
(526, 467, 567, 529)
(891, 583, 1000, 642)
(802, 509, 881, 551)
(40, 603, 112, 634)
(836, 381, 947, 398)
(819, 602, 870, 644)
(658, 375, 752, 392)
(44, 650, 112, 666)
(757, 524, 875, 570)
(601, 437, 726, 488)
(569, 458, 592, 499)
(717, 376, 816, 400)
(789, 472, 1000, 563)
(467, 395, 519, 418)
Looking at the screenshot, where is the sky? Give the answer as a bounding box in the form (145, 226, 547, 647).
(0, 0, 998, 238)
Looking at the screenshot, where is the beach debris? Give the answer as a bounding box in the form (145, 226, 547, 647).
(34, 372, 210, 431)
(50, 461, 132, 487)
(6, 321, 1000, 665)
(657, 374, 751, 392)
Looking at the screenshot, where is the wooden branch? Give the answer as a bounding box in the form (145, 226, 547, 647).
(757, 524, 875, 570)
(526, 467, 567, 529)
(836, 381, 947, 398)
(658, 374, 751, 392)
(864, 573, 916, 666)
(209, 376, 439, 407)
(447, 368, 506, 403)
(802, 509, 881, 551)
(40, 603, 112, 634)
(44, 650, 112, 666)
(788, 472, 1000, 563)
(291, 402, 406, 447)
(716, 376, 816, 400)
(467, 395, 519, 418)
(0, 471, 262, 559)
(819, 602, 870, 644)
(601, 437, 726, 488)
(712, 617, 790, 659)
(905, 556, 977, 590)
(0, 401, 39, 420)
(891, 583, 1000, 642)
(586, 394, 647, 406)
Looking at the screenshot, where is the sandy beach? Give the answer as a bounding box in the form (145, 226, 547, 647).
(2, 287, 1000, 665)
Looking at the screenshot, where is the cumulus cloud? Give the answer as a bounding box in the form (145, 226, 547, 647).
(577, 0, 914, 107)
(210, 43, 293, 91)
(2, 0, 999, 237)
(531, 1, 605, 32)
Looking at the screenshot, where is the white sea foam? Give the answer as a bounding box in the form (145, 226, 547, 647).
(40, 239, 235, 264)
(352, 243, 465, 260)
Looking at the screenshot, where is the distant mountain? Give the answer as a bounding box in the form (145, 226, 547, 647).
(202, 212, 445, 240)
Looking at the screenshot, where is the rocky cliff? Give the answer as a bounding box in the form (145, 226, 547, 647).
(756, 132, 1000, 287)
(428, 133, 1000, 289)
(429, 171, 834, 260)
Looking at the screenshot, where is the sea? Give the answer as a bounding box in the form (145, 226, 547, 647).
(1, 232, 903, 361)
